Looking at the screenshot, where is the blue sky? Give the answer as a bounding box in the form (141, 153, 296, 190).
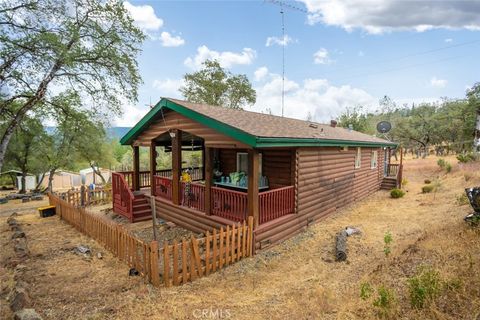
(116, 0, 480, 126)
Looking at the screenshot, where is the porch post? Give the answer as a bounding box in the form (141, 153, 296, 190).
(150, 140, 156, 196)
(204, 147, 213, 215)
(172, 129, 182, 205)
(247, 149, 259, 228)
(132, 145, 140, 191)
(201, 142, 206, 180)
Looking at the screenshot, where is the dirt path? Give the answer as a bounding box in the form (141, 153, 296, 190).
(1, 156, 479, 319)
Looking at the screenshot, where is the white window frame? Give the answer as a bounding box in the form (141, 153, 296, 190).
(236, 152, 262, 175)
(371, 150, 378, 169)
(355, 147, 361, 169)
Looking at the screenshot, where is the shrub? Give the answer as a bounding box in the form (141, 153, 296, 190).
(457, 152, 477, 163)
(456, 193, 469, 206)
(390, 188, 405, 198)
(445, 163, 452, 173)
(422, 185, 435, 193)
(373, 286, 396, 317)
(383, 232, 393, 257)
(424, 179, 431, 184)
(437, 158, 446, 168)
(360, 282, 373, 300)
(408, 266, 442, 308)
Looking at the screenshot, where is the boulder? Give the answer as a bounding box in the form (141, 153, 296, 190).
(9, 287, 32, 312)
(14, 309, 43, 320)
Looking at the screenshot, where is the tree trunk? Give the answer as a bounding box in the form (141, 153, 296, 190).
(335, 230, 348, 261)
(91, 164, 106, 185)
(474, 110, 480, 153)
(35, 172, 46, 191)
(20, 172, 26, 194)
(47, 168, 56, 192)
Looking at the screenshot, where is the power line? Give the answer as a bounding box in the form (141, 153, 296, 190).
(325, 39, 480, 74)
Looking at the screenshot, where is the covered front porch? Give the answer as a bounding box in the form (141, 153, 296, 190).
(112, 128, 295, 227)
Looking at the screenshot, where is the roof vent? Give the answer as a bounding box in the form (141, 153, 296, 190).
(309, 123, 318, 129)
(330, 120, 337, 128)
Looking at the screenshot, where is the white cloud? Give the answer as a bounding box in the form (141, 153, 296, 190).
(299, 0, 480, 34)
(430, 77, 448, 88)
(444, 38, 453, 43)
(114, 102, 149, 127)
(265, 35, 294, 47)
(159, 31, 185, 47)
(254, 67, 269, 81)
(152, 78, 184, 98)
(184, 45, 257, 69)
(123, 2, 163, 31)
(252, 71, 376, 122)
(313, 48, 332, 64)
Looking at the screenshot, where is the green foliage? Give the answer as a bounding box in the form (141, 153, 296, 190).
(360, 282, 374, 300)
(457, 152, 477, 163)
(437, 158, 446, 168)
(383, 232, 393, 257)
(337, 106, 370, 132)
(180, 60, 256, 109)
(373, 286, 396, 317)
(422, 185, 435, 193)
(408, 266, 442, 309)
(336, 88, 478, 154)
(390, 188, 405, 199)
(456, 193, 469, 206)
(401, 178, 408, 187)
(0, 0, 145, 170)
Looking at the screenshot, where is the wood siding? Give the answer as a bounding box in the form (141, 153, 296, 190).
(256, 146, 384, 249)
(133, 111, 250, 148)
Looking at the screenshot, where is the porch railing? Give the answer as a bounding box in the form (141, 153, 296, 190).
(211, 186, 248, 222)
(181, 182, 206, 213)
(259, 186, 295, 224)
(154, 176, 172, 201)
(112, 172, 134, 220)
(117, 167, 203, 189)
(386, 163, 399, 177)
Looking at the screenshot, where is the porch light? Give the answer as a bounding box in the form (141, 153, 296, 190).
(169, 131, 176, 138)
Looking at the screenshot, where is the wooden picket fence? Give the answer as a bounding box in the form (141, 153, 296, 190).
(58, 186, 112, 207)
(48, 193, 254, 287)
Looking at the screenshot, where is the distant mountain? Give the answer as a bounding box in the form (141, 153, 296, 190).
(45, 126, 131, 140)
(107, 127, 131, 140)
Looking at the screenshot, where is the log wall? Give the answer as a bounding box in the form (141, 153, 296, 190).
(255, 146, 385, 249)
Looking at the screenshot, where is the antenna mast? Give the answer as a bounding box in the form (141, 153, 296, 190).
(281, 5, 285, 117)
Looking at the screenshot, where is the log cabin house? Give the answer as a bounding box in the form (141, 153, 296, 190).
(112, 98, 400, 249)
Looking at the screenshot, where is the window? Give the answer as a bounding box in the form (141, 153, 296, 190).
(355, 147, 361, 169)
(371, 150, 378, 169)
(236, 152, 248, 173)
(236, 152, 262, 175)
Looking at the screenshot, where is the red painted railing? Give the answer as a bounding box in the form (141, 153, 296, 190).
(154, 176, 172, 201)
(211, 186, 248, 222)
(181, 182, 206, 212)
(259, 186, 295, 224)
(118, 167, 203, 189)
(112, 172, 134, 220)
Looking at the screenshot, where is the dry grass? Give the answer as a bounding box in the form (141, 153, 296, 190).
(1, 155, 480, 319)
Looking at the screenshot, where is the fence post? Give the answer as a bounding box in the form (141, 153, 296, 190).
(150, 241, 160, 287)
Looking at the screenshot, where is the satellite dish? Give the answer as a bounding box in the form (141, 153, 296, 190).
(376, 121, 392, 134)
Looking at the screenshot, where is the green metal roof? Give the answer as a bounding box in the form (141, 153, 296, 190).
(120, 98, 397, 148)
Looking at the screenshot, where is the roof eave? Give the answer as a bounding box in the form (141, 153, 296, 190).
(255, 137, 397, 148)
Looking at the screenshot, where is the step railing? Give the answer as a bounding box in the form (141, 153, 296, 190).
(112, 172, 134, 221)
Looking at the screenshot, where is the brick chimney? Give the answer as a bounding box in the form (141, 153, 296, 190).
(330, 120, 337, 128)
